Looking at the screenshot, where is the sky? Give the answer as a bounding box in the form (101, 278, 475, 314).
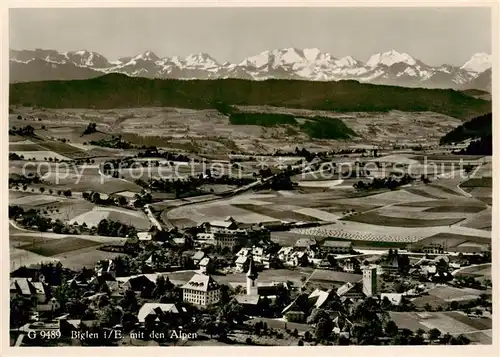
(9, 7, 492, 66)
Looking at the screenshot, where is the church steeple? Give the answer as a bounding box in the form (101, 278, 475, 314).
(246, 252, 259, 296)
(247, 255, 258, 279)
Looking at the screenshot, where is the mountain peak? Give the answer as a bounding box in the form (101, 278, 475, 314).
(336, 55, 360, 67)
(134, 51, 159, 61)
(461, 53, 492, 73)
(303, 48, 322, 61)
(366, 50, 416, 67)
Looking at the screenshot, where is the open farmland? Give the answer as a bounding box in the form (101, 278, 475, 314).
(387, 311, 492, 343)
(17, 236, 102, 256)
(69, 206, 151, 230)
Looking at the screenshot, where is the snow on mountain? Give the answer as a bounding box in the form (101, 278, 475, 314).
(184, 52, 220, 68)
(366, 50, 417, 67)
(460, 53, 492, 73)
(335, 56, 361, 68)
(303, 48, 322, 62)
(8, 47, 492, 91)
(133, 51, 160, 62)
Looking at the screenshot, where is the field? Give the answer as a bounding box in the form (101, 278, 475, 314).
(388, 311, 492, 344)
(8, 104, 492, 290)
(17, 237, 102, 256)
(69, 206, 151, 230)
(454, 264, 491, 279)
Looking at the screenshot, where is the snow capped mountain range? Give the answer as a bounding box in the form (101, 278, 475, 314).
(9, 48, 492, 91)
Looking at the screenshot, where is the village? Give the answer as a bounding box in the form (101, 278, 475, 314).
(10, 212, 493, 346)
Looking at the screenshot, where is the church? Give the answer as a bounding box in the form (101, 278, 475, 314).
(232, 254, 289, 316)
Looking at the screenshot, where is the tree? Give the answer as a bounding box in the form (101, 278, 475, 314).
(98, 306, 123, 328)
(120, 289, 139, 313)
(385, 320, 399, 337)
(39, 187, 45, 194)
(314, 317, 333, 341)
(298, 340, 304, 346)
(441, 333, 453, 344)
(307, 308, 330, 325)
(10, 296, 32, 328)
(428, 328, 441, 342)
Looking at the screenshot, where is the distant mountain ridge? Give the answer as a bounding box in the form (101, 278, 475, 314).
(9, 48, 492, 91)
(9, 73, 491, 121)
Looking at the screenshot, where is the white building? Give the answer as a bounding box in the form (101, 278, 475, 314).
(181, 273, 221, 307)
(362, 265, 377, 297)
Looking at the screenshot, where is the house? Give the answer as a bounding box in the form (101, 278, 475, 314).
(145, 255, 155, 267)
(286, 251, 310, 267)
(95, 260, 116, 279)
(281, 299, 307, 323)
(342, 257, 361, 273)
(181, 273, 221, 307)
(294, 238, 318, 249)
(332, 315, 353, 338)
(294, 238, 318, 259)
(380, 293, 404, 306)
(192, 251, 206, 266)
(422, 243, 444, 254)
(234, 295, 261, 315)
(36, 297, 61, 312)
(203, 217, 271, 251)
(10, 278, 49, 303)
(121, 275, 156, 296)
(205, 216, 239, 232)
(199, 257, 213, 274)
(336, 282, 364, 300)
(308, 289, 339, 309)
(137, 232, 153, 241)
(103, 281, 124, 301)
(137, 303, 179, 323)
(380, 251, 402, 274)
(320, 240, 353, 255)
(195, 233, 216, 245)
(235, 246, 271, 269)
(235, 255, 249, 273)
(277, 247, 294, 262)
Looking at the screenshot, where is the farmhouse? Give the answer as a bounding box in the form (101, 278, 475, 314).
(10, 278, 48, 302)
(199, 257, 213, 274)
(137, 232, 153, 241)
(137, 303, 180, 323)
(181, 273, 221, 307)
(422, 243, 444, 254)
(121, 275, 156, 296)
(341, 257, 361, 273)
(235, 246, 271, 269)
(320, 239, 353, 255)
(192, 250, 206, 266)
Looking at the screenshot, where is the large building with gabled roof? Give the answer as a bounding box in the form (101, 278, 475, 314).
(181, 273, 221, 307)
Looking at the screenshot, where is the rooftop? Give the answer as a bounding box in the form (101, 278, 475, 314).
(181, 273, 220, 292)
(138, 303, 179, 323)
(322, 240, 353, 248)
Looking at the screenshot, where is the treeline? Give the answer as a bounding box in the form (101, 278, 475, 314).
(455, 136, 492, 156)
(96, 218, 137, 238)
(136, 147, 192, 162)
(216, 102, 356, 140)
(135, 172, 256, 198)
(353, 174, 417, 191)
(10, 74, 490, 120)
(88, 135, 134, 149)
(9, 125, 35, 136)
(440, 113, 491, 145)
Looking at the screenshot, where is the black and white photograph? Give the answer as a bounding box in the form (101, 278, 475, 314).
(5, 2, 496, 349)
